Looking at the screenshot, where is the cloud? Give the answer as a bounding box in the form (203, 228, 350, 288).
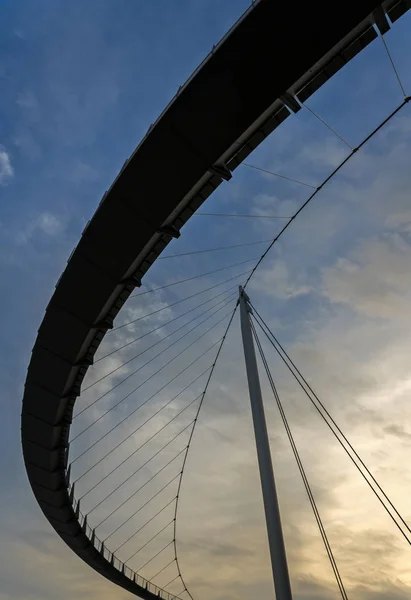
(252, 258, 313, 300)
(16, 212, 63, 244)
(13, 130, 42, 161)
(383, 423, 411, 442)
(66, 161, 99, 184)
(0, 147, 13, 184)
(322, 233, 411, 318)
(0, 519, 131, 600)
(299, 134, 349, 169)
(16, 91, 40, 122)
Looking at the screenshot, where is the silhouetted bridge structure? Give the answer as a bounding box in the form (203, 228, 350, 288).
(21, 1, 410, 598)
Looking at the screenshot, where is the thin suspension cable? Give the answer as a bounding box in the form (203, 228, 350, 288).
(73, 306, 232, 430)
(83, 288, 236, 391)
(300, 101, 353, 149)
(73, 292, 235, 422)
(378, 30, 407, 98)
(73, 366, 210, 464)
(251, 319, 348, 600)
(252, 306, 411, 544)
(242, 162, 317, 188)
(127, 265, 251, 303)
(113, 279, 240, 334)
(163, 574, 181, 590)
(112, 492, 180, 554)
(194, 212, 291, 219)
(112, 482, 178, 552)
(126, 521, 176, 566)
(149, 558, 176, 582)
(73, 329, 227, 468)
(252, 307, 411, 540)
(80, 411, 193, 501)
(243, 99, 410, 290)
(96, 445, 188, 529)
(125, 525, 176, 564)
(72, 341, 219, 458)
(158, 238, 275, 260)
(131, 539, 174, 570)
(172, 305, 238, 600)
(117, 519, 174, 560)
(174, 588, 186, 598)
(77, 394, 199, 490)
(112, 490, 180, 554)
(132, 257, 259, 297)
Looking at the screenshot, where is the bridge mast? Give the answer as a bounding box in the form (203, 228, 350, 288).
(239, 286, 293, 600)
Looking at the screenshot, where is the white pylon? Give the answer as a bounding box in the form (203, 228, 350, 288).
(239, 286, 293, 600)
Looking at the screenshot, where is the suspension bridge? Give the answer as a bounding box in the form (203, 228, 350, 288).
(21, 1, 411, 599)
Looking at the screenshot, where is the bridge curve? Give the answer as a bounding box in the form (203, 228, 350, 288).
(21, 1, 408, 598)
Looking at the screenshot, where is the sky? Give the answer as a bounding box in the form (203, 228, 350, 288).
(2, 1, 411, 600)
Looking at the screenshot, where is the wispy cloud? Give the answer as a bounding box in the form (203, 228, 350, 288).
(322, 233, 411, 318)
(0, 147, 13, 184)
(16, 91, 40, 122)
(16, 212, 63, 245)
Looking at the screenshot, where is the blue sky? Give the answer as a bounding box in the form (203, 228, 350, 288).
(2, 1, 411, 599)
(0, 0, 247, 469)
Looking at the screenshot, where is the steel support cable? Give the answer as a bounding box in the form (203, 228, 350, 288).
(251, 306, 411, 545)
(300, 101, 353, 149)
(118, 521, 175, 568)
(125, 527, 175, 564)
(131, 257, 260, 298)
(80, 412, 195, 501)
(111, 488, 180, 554)
(112, 483, 178, 552)
(242, 98, 410, 291)
(131, 540, 175, 571)
(95, 445, 188, 529)
(149, 558, 176, 582)
(77, 394, 200, 490)
(72, 366, 210, 465)
(83, 287, 237, 391)
(242, 162, 317, 188)
(194, 212, 292, 219)
(87, 290, 235, 396)
(75, 296, 235, 421)
(251, 319, 348, 600)
(71, 346, 218, 465)
(163, 574, 180, 590)
(117, 518, 174, 560)
(172, 305, 239, 600)
(73, 306, 233, 433)
(158, 238, 277, 260)
(252, 320, 347, 598)
(116, 503, 176, 560)
(378, 30, 407, 98)
(72, 338, 225, 478)
(104, 271, 253, 351)
(122, 516, 176, 567)
(252, 307, 411, 541)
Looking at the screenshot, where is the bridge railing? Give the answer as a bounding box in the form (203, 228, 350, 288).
(69, 485, 182, 600)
